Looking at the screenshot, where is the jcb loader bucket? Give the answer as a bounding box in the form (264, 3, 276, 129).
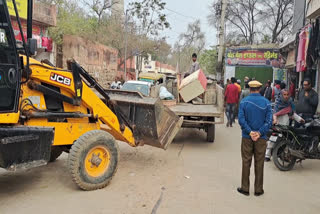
(106, 90, 183, 150)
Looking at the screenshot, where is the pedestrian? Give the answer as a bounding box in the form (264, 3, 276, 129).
(235, 79, 242, 93)
(238, 80, 272, 196)
(224, 77, 239, 127)
(259, 83, 266, 96)
(234, 79, 242, 120)
(240, 82, 250, 102)
(186, 53, 200, 77)
(111, 77, 121, 89)
(296, 78, 319, 122)
(280, 81, 286, 90)
(289, 79, 296, 101)
(272, 80, 281, 102)
(244, 76, 249, 84)
(263, 81, 272, 101)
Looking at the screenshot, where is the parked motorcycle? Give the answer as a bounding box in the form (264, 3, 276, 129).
(271, 118, 320, 171)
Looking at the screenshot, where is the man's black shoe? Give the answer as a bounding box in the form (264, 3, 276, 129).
(237, 188, 249, 196)
(265, 158, 270, 162)
(254, 190, 264, 197)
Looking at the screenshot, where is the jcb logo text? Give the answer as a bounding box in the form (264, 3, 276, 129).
(50, 73, 71, 86)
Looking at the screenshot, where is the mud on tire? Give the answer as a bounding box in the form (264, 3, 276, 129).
(68, 130, 119, 191)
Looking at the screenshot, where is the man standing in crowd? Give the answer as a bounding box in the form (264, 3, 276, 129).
(240, 82, 250, 101)
(225, 77, 239, 127)
(264, 81, 272, 101)
(244, 77, 249, 89)
(238, 80, 272, 197)
(296, 78, 319, 121)
(226, 79, 231, 86)
(289, 79, 296, 101)
(234, 79, 242, 120)
(235, 79, 242, 93)
(272, 80, 281, 102)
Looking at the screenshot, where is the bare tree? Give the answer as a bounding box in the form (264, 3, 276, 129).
(209, 0, 262, 45)
(262, 0, 294, 43)
(180, 20, 206, 52)
(208, 0, 294, 45)
(168, 20, 206, 73)
(83, 0, 119, 25)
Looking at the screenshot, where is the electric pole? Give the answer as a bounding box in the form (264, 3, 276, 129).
(216, 0, 227, 81)
(124, 9, 128, 81)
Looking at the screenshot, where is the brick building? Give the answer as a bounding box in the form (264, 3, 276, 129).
(60, 35, 118, 88)
(8, 0, 56, 63)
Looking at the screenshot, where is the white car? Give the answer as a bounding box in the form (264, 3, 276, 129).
(121, 81, 151, 97)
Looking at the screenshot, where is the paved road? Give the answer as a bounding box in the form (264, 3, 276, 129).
(1, 123, 320, 214)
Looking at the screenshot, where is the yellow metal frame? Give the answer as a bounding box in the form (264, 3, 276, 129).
(1, 57, 136, 147)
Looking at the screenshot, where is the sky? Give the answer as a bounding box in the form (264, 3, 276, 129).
(124, 0, 217, 48)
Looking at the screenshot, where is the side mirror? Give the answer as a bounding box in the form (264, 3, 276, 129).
(27, 38, 37, 56)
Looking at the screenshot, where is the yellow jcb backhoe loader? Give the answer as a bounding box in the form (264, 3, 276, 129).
(0, 0, 182, 190)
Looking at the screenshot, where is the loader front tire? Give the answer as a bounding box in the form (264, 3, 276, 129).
(68, 130, 119, 191)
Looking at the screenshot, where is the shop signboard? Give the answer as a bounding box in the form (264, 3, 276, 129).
(225, 48, 280, 67)
(7, 0, 28, 20)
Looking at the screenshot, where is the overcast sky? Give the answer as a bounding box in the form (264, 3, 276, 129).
(124, 0, 217, 48)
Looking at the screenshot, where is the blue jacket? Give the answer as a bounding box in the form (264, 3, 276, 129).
(238, 93, 273, 140)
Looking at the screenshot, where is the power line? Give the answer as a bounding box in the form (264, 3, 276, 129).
(165, 7, 197, 20)
(167, 14, 193, 24)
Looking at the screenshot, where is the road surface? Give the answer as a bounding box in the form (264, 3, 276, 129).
(1, 123, 320, 214)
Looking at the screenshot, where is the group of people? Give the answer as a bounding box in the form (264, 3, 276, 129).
(224, 76, 254, 127)
(224, 77, 319, 197)
(264, 78, 319, 161)
(224, 77, 319, 129)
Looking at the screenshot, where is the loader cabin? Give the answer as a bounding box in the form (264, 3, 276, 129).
(0, 1, 20, 113)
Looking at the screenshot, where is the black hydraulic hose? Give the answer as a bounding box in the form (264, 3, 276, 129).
(27, 0, 33, 40)
(12, 0, 30, 84)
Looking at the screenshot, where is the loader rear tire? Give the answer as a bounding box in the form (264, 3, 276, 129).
(49, 146, 63, 162)
(68, 130, 119, 191)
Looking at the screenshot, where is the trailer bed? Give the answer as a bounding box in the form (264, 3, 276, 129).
(169, 103, 221, 117)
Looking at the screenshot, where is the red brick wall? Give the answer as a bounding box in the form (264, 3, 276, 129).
(62, 35, 118, 88)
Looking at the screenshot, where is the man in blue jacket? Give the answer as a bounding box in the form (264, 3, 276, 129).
(237, 80, 272, 197)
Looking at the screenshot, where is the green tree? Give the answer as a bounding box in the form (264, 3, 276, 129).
(48, 0, 95, 45)
(199, 49, 217, 75)
(129, 0, 170, 36)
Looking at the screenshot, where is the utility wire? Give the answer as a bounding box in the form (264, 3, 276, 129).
(165, 7, 197, 20)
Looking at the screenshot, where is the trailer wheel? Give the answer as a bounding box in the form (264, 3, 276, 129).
(49, 146, 63, 162)
(206, 117, 215, 143)
(206, 124, 215, 143)
(68, 130, 119, 191)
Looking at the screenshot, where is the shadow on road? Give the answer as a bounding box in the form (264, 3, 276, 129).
(0, 170, 41, 197)
(173, 128, 208, 145)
